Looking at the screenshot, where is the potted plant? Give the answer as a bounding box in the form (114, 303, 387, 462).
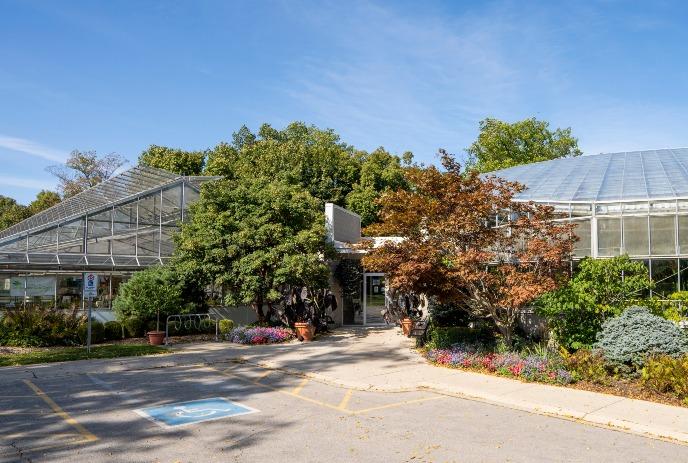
(294, 315, 315, 342)
(147, 306, 165, 345)
(400, 317, 414, 337)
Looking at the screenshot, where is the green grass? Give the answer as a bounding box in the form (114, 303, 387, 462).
(0, 344, 168, 367)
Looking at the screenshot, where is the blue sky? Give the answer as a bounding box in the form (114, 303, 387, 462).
(1, 0, 687, 203)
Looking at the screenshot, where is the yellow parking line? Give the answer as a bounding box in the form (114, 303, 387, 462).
(352, 396, 445, 415)
(292, 378, 309, 395)
(214, 367, 348, 413)
(337, 389, 354, 411)
(23, 380, 98, 443)
(255, 369, 273, 383)
(212, 365, 446, 416)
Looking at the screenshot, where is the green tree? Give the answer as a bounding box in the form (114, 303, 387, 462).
(173, 176, 335, 323)
(466, 117, 582, 173)
(113, 265, 193, 331)
(27, 190, 61, 215)
(345, 147, 408, 227)
(205, 122, 362, 206)
(537, 255, 653, 349)
(47, 150, 127, 197)
(139, 145, 206, 175)
(0, 196, 28, 231)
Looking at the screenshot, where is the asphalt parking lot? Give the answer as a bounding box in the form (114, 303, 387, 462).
(2, 360, 688, 463)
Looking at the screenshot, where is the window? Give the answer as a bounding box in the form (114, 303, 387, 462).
(651, 259, 678, 297)
(650, 216, 676, 255)
(678, 216, 688, 254)
(597, 218, 621, 257)
(572, 220, 591, 257)
(623, 216, 648, 256)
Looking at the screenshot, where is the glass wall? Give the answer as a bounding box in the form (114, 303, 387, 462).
(0, 272, 131, 311)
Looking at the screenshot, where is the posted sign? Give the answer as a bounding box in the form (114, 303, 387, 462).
(83, 272, 99, 299)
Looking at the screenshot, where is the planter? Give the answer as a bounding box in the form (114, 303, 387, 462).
(400, 318, 414, 337)
(294, 322, 315, 342)
(147, 330, 166, 345)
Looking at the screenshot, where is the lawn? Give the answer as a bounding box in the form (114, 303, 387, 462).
(0, 344, 168, 367)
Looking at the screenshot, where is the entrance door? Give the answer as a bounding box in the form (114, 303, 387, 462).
(363, 273, 386, 325)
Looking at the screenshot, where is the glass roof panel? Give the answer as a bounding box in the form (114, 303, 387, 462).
(489, 148, 688, 203)
(0, 166, 217, 244)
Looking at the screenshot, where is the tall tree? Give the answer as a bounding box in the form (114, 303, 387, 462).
(47, 150, 127, 197)
(466, 117, 582, 173)
(204, 122, 362, 206)
(0, 196, 28, 231)
(173, 176, 334, 323)
(345, 147, 409, 227)
(139, 145, 206, 175)
(27, 190, 61, 215)
(362, 150, 575, 344)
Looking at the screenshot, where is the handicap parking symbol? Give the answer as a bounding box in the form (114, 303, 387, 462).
(135, 397, 259, 428)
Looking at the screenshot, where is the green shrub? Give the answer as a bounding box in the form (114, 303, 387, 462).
(113, 266, 195, 330)
(77, 320, 106, 345)
(537, 256, 653, 349)
(642, 355, 688, 402)
(595, 306, 688, 370)
(0, 306, 83, 347)
(219, 319, 235, 335)
(427, 326, 495, 349)
(122, 317, 146, 338)
(562, 349, 611, 384)
(429, 302, 472, 327)
(103, 321, 123, 341)
(200, 318, 216, 334)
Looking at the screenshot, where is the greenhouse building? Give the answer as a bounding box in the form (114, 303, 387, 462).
(0, 166, 217, 314)
(490, 148, 688, 297)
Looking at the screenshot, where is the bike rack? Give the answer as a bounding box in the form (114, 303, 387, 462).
(165, 313, 219, 345)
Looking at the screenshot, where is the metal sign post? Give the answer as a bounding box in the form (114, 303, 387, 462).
(83, 273, 99, 354)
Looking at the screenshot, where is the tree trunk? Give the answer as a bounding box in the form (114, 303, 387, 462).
(253, 298, 265, 323)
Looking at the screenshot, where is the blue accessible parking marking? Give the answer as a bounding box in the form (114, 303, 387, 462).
(135, 397, 259, 428)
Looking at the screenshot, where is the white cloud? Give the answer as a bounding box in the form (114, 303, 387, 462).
(0, 175, 55, 190)
(0, 135, 68, 162)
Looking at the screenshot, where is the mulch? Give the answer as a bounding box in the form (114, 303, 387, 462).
(569, 378, 686, 408)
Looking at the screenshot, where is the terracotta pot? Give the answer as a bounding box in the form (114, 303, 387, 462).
(147, 330, 166, 345)
(400, 318, 414, 337)
(294, 322, 315, 342)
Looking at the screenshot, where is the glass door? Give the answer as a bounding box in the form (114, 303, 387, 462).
(363, 273, 386, 325)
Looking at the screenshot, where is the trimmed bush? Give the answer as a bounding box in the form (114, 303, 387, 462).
(103, 321, 123, 341)
(77, 320, 106, 345)
(429, 302, 472, 327)
(113, 266, 195, 331)
(219, 319, 235, 335)
(595, 306, 688, 370)
(642, 355, 688, 403)
(427, 326, 495, 349)
(122, 318, 146, 338)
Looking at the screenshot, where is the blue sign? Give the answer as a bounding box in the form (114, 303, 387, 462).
(135, 398, 259, 428)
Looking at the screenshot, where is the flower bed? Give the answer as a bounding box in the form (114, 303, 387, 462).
(424, 344, 573, 384)
(227, 326, 296, 345)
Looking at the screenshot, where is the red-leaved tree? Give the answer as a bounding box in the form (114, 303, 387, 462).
(362, 150, 576, 344)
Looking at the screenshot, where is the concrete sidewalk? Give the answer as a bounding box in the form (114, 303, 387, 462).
(2, 326, 687, 445)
